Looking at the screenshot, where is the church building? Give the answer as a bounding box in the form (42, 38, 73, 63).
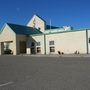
(0, 15, 90, 55)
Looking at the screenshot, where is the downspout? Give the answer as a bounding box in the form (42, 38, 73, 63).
(86, 29, 89, 54)
(44, 34, 46, 55)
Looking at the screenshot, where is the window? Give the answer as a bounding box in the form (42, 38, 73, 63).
(31, 48, 36, 54)
(36, 42, 40, 46)
(49, 41, 55, 53)
(50, 47, 55, 52)
(89, 38, 90, 43)
(37, 47, 41, 53)
(49, 41, 54, 45)
(31, 42, 35, 47)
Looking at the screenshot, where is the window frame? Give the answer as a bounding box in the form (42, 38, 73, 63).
(36, 42, 41, 46)
(31, 42, 35, 47)
(89, 38, 90, 43)
(49, 46, 55, 53)
(36, 47, 41, 54)
(49, 41, 54, 46)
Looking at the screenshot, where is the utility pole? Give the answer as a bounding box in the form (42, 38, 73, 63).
(50, 19, 51, 30)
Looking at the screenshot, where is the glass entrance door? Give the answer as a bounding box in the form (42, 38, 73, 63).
(31, 47, 36, 54)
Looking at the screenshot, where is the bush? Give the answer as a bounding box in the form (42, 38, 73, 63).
(58, 51, 61, 55)
(58, 51, 64, 55)
(74, 51, 80, 54)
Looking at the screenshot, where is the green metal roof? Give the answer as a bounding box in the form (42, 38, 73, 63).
(7, 23, 42, 35)
(46, 25, 59, 29)
(1, 23, 90, 36)
(44, 27, 90, 35)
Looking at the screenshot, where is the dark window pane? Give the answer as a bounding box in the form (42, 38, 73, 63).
(37, 47, 41, 53)
(36, 42, 40, 46)
(31, 42, 35, 47)
(50, 47, 55, 52)
(31, 48, 36, 54)
(49, 41, 54, 45)
(89, 38, 90, 43)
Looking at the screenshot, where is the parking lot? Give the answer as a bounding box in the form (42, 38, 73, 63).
(0, 55, 90, 90)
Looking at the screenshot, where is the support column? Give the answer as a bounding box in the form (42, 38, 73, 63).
(26, 48, 31, 54)
(26, 37, 31, 54)
(44, 34, 46, 55)
(0, 42, 4, 55)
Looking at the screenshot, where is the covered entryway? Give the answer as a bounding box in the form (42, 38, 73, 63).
(0, 23, 17, 55)
(4, 41, 13, 54)
(0, 41, 13, 55)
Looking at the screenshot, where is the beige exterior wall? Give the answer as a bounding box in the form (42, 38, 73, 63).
(0, 24, 17, 55)
(45, 31, 87, 54)
(0, 24, 89, 55)
(27, 35, 45, 54)
(27, 15, 46, 32)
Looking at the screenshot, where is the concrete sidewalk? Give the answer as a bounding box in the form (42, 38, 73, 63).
(22, 54, 90, 57)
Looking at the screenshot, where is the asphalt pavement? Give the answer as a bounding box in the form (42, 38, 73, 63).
(0, 55, 90, 90)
